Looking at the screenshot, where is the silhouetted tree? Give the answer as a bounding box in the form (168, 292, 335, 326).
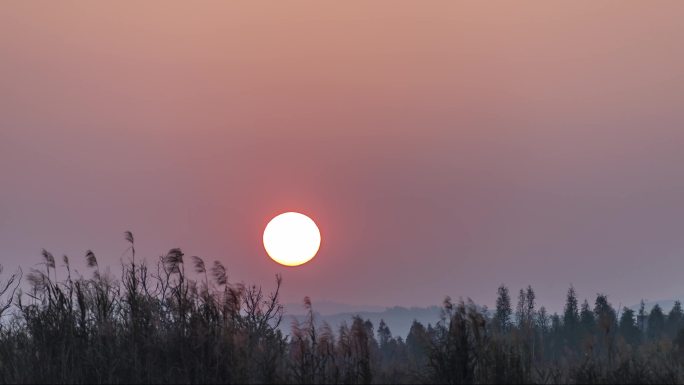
(593, 294, 617, 364)
(580, 299, 596, 335)
(493, 285, 512, 334)
(618, 307, 640, 346)
(525, 286, 536, 325)
(3, 234, 684, 384)
(637, 300, 647, 333)
(667, 300, 684, 338)
(429, 298, 487, 384)
(515, 289, 526, 328)
(405, 320, 431, 379)
(377, 319, 392, 350)
(648, 304, 666, 340)
(536, 306, 550, 335)
(515, 286, 536, 330)
(563, 286, 580, 348)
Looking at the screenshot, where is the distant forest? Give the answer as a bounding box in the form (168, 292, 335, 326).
(1, 233, 683, 384)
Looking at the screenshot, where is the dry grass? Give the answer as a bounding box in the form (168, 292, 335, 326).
(0, 233, 682, 384)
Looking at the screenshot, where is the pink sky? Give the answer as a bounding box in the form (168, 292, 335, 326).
(2, 2, 684, 311)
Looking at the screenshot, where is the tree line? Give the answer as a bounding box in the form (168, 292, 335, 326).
(0, 233, 683, 384)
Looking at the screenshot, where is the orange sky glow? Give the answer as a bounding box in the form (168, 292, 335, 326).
(2, 2, 684, 310)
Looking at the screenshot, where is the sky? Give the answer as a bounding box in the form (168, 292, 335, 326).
(2, 2, 684, 312)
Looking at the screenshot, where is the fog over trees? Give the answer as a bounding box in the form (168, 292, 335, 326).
(1, 233, 684, 384)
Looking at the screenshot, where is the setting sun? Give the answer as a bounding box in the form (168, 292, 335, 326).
(263, 212, 321, 267)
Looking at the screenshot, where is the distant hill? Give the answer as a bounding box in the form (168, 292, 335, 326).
(282, 298, 684, 338)
(283, 300, 386, 316)
(282, 305, 443, 340)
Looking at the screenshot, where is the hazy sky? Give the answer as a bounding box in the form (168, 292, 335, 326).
(2, 2, 684, 312)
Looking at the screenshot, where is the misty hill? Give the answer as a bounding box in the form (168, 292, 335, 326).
(281, 299, 684, 339)
(284, 305, 443, 339)
(283, 300, 386, 316)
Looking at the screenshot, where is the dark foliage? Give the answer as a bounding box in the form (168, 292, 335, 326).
(0, 235, 683, 384)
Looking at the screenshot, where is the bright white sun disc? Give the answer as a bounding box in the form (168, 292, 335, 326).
(263, 212, 321, 267)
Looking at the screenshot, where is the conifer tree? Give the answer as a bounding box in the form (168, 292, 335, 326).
(618, 307, 640, 345)
(667, 300, 684, 338)
(493, 285, 512, 333)
(580, 299, 596, 334)
(648, 304, 666, 340)
(563, 286, 580, 345)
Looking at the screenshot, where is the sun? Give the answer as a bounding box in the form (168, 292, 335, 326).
(263, 212, 321, 267)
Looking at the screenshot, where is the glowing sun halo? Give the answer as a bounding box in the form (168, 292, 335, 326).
(263, 212, 321, 267)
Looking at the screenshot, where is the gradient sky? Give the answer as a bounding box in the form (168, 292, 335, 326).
(2, 2, 684, 312)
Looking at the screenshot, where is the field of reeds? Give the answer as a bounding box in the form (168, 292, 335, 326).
(0, 232, 683, 384)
